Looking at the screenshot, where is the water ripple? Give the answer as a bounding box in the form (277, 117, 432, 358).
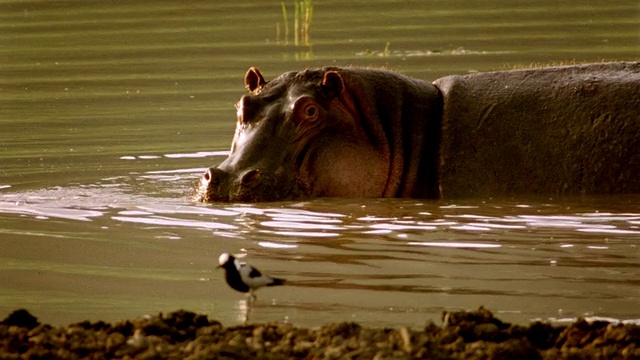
(111, 215, 237, 230)
(407, 242, 502, 249)
(0, 201, 103, 222)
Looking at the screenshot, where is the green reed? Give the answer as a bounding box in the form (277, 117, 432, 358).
(278, 0, 312, 46)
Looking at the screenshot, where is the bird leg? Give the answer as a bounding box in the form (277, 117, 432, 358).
(242, 301, 251, 324)
(246, 290, 257, 305)
(242, 292, 257, 324)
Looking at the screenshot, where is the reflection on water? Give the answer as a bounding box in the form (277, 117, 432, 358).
(1, 163, 639, 327)
(1, 0, 639, 328)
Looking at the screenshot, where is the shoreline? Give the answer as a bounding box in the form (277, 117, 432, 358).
(2, 307, 638, 359)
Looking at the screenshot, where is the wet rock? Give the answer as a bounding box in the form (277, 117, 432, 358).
(1, 308, 639, 359)
(106, 332, 125, 353)
(1, 309, 39, 329)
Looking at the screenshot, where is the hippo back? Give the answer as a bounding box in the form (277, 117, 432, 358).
(434, 62, 640, 197)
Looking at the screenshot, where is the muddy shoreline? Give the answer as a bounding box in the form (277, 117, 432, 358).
(1, 307, 638, 359)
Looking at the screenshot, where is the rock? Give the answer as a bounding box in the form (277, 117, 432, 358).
(1, 309, 39, 329)
(1, 308, 638, 359)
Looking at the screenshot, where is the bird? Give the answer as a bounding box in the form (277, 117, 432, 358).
(217, 253, 286, 303)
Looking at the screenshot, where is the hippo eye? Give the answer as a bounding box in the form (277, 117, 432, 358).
(302, 103, 319, 122)
(292, 96, 320, 125)
(306, 105, 317, 117)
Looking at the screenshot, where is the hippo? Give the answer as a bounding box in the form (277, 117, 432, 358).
(193, 62, 640, 202)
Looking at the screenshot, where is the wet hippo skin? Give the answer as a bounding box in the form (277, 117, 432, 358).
(194, 62, 640, 202)
(194, 67, 442, 202)
(435, 62, 640, 197)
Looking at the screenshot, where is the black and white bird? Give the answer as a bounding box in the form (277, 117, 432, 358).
(217, 253, 286, 302)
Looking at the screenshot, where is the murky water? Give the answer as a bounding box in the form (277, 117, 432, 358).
(1, 1, 639, 328)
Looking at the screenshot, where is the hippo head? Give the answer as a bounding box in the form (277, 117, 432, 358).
(193, 66, 442, 202)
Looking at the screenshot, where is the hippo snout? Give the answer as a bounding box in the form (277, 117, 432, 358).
(193, 167, 264, 202)
(193, 167, 229, 202)
(205, 167, 230, 191)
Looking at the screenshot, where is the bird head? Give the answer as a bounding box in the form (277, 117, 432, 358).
(217, 252, 235, 269)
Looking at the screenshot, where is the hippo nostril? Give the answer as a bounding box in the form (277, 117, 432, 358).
(203, 168, 222, 187)
(241, 169, 261, 186)
(195, 167, 232, 202)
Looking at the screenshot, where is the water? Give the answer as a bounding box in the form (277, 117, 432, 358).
(1, 0, 639, 328)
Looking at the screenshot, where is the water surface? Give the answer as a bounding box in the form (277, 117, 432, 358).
(1, 0, 639, 328)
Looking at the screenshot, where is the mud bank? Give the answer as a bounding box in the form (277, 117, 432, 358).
(1, 307, 638, 359)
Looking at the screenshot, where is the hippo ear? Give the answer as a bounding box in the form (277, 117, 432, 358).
(321, 71, 344, 99)
(245, 67, 266, 93)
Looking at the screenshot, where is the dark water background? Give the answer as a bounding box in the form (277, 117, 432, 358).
(1, 0, 639, 328)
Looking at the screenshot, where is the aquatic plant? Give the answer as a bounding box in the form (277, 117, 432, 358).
(383, 42, 391, 57)
(278, 0, 312, 46)
(277, 2, 290, 43)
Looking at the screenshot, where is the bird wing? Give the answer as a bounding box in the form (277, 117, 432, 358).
(237, 262, 276, 288)
(248, 267, 263, 278)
